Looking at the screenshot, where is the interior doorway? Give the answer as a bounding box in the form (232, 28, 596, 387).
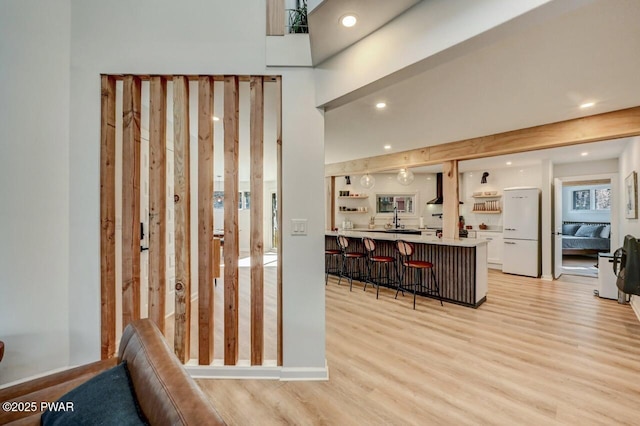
(553, 173, 619, 279)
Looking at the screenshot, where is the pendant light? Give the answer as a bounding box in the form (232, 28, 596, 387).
(215, 175, 222, 203)
(360, 173, 375, 189)
(397, 168, 414, 185)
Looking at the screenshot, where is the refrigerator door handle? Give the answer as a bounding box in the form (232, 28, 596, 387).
(505, 241, 516, 245)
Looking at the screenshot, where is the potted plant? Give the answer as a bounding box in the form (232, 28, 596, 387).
(288, 0, 308, 34)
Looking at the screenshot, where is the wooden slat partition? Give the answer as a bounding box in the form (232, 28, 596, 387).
(100, 75, 117, 359)
(266, 0, 285, 36)
(198, 76, 215, 365)
(276, 76, 283, 366)
(173, 76, 191, 363)
(250, 76, 265, 365)
(121, 75, 142, 330)
(442, 160, 459, 240)
(224, 75, 240, 365)
(100, 73, 282, 368)
(148, 76, 167, 333)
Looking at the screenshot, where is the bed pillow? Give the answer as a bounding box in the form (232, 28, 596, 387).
(41, 361, 148, 426)
(562, 224, 581, 236)
(600, 224, 611, 239)
(575, 224, 604, 238)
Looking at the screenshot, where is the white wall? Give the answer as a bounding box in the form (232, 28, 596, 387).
(554, 158, 618, 178)
(1, 0, 325, 384)
(0, 0, 71, 385)
(461, 165, 542, 229)
(334, 172, 438, 229)
(618, 137, 640, 317)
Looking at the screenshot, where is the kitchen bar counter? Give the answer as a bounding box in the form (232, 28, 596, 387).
(326, 230, 488, 307)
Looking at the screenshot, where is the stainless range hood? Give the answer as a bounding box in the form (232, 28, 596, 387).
(426, 173, 463, 204)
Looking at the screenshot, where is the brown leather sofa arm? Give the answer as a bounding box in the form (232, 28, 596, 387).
(119, 319, 225, 425)
(0, 319, 225, 425)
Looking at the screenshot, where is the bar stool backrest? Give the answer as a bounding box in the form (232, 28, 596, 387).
(363, 237, 376, 253)
(396, 240, 414, 257)
(337, 235, 349, 251)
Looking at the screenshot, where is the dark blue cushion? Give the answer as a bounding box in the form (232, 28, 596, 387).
(575, 224, 604, 238)
(41, 361, 148, 426)
(562, 224, 581, 236)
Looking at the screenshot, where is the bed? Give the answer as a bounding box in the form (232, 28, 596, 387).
(562, 221, 611, 255)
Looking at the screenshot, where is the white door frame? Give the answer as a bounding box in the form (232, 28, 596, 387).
(552, 173, 619, 279)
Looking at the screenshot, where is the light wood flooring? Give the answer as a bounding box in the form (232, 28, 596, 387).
(562, 254, 599, 278)
(195, 270, 640, 425)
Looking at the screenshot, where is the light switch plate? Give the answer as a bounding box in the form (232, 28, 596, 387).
(291, 219, 308, 235)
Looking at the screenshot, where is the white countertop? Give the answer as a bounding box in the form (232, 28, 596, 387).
(326, 230, 488, 247)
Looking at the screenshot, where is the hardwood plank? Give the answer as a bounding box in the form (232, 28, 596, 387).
(250, 76, 265, 365)
(275, 76, 283, 366)
(148, 76, 167, 334)
(442, 160, 459, 240)
(213, 238, 221, 279)
(266, 0, 285, 36)
(100, 75, 117, 359)
(173, 76, 191, 363)
(325, 106, 640, 176)
(224, 75, 240, 365)
(121, 75, 142, 330)
(198, 271, 640, 425)
(198, 75, 215, 365)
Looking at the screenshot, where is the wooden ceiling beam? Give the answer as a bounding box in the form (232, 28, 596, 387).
(325, 106, 640, 177)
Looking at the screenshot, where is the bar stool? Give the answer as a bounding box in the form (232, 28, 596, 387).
(337, 235, 366, 291)
(362, 237, 397, 299)
(395, 240, 443, 309)
(325, 247, 341, 285)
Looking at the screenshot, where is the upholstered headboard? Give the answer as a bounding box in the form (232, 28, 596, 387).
(563, 221, 611, 238)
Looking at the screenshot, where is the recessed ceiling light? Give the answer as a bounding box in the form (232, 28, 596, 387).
(506, 161, 512, 166)
(212, 116, 220, 121)
(340, 14, 357, 27)
(376, 102, 386, 109)
(581, 152, 589, 156)
(384, 145, 391, 150)
(580, 102, 595, 109)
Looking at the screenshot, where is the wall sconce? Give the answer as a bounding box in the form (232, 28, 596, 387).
(481, 172, 489, 184)
(397, 168, 414, 185)
(360, 173, 375, 189)
(345, 176, 351, 185)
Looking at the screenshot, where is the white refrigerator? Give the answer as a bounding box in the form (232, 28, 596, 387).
(502, 187, 541, 277)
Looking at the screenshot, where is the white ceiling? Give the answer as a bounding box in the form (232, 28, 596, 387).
(307, 0, 421, 65)
(321, 0, 640, 170)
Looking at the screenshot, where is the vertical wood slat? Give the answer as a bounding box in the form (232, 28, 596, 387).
(250, 76, 265, 365)
(442, 160, 460, 240)
(224, 75, 240, 365)
(266, 0, 285, 36)
(276, 76, 283, 366)
(100, 75, 117, 359)
(122, 75, 142, 330)
(173, 76, 191, 363)
(198, 76, 215, 365)
(330, 176, 336, 231)
(148, 76, 167, 333)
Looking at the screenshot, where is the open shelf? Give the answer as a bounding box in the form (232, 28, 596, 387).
(472, 194, 501, 198)
(339, 211, 369, 214)
(338, 195, 369, 199)
(472, 210, 502, 214)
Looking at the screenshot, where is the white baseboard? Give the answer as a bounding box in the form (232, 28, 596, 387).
(185, 359, 329, 381)
(631, 295, 640, 323)
(541, 274, 553, 281)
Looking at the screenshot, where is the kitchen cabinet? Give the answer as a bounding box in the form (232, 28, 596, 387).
(477, 231, 503, 267)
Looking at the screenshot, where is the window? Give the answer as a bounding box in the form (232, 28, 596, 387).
(595, 188, 611, 210)
(214, 191, 224, 209)
(376, 194, 416, 214)
(570, 186, 611, 211)
(572, 190, 590, 210)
